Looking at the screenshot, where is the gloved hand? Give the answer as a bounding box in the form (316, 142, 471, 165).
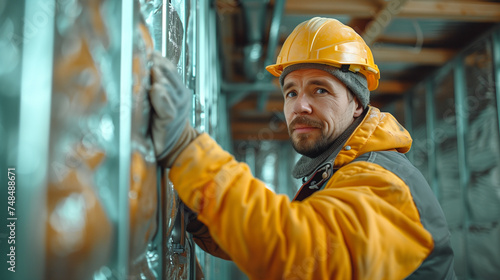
(149, 51, 199, 167)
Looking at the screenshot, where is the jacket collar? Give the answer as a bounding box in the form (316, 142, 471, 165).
(334, 106, 412, 167)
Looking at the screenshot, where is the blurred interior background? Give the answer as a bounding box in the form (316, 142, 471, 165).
(0, 0, 499, 279)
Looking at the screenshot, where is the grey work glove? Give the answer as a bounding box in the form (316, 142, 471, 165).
(149, 51, 199, 167)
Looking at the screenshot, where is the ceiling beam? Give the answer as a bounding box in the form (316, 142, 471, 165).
(376, 35, 434, 46)
(373, 81, 412, 94)
(373, 47, 456, 64)
(223, 46, 457, 78)
(362, 0, 410, 45)
(285, 0, 380, 17)
(347, 18, 373, 34)
(401, 1, 500, 22)
(285, 0, 500, 22)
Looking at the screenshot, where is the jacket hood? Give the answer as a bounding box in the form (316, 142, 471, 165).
(334, 106, 412, 167)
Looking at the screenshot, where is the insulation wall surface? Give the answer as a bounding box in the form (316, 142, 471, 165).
(0, 1, 223, 279)
(403, 28, 500, 280)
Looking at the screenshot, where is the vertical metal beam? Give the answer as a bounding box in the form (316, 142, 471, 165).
(189, 2, 201, 280)
(190, 0, 199, 130)
(151, 3, 170, 279)
(168, 1, 186, 78)
(208, 4, 232, 152)
(197, 0, 210, 132)
(117, 0, 134, 277)
(181, 1, 189, 84)
(241, 0, 269, 81)
(404, 90, 414, 163)
(263, 0, 286, 68)
(187, 1, 199, 268)
(246, 146, 257, 176)
(493, 27, 500, 152)
(240, 0, 269, 46)
(151, 168, 164, 279)
(257, 0, 286, 112)
(425, 80, 439, 200)
(162, 0, 169, 56)
(15, 0, 55, 279)
(453, 57, 471, 279)
(278, 142, 289, 196)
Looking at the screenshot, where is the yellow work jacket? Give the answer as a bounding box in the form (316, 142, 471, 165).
(170, 106, 453, 280)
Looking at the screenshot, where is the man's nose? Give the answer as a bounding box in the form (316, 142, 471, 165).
(293, 93, 313, 114)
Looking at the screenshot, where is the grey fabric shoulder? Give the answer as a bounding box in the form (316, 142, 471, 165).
(351, 151, 457, 280)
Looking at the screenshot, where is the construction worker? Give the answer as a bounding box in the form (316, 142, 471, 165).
(149, 17, 456, 279)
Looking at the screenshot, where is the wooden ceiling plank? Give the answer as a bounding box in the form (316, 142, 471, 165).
(401, 1, 500, 22)
(362, 0, 411, 45)
(373, 47, 456, 64)
(374, 80, 412, 94)
(347, 18, 373, 34)
(285, 0, 380, 16)
(284, 0, 500, 22)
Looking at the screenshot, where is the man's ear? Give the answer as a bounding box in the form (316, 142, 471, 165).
(353, 97, 364, 118)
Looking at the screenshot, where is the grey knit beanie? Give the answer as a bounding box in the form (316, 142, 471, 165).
(279, 63, 370, 108)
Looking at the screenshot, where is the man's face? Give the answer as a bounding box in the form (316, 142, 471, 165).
(282, 68, 363, 157)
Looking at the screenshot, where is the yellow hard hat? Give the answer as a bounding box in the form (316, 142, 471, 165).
(266, 17, 380, 91)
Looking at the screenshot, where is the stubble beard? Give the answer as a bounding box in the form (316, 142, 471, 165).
(288, 116, 334, 158)
(291, 131, 333, 158)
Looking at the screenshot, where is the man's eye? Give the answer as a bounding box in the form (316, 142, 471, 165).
(316, 88, 328, 94)
(286, 91, 297, 98)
